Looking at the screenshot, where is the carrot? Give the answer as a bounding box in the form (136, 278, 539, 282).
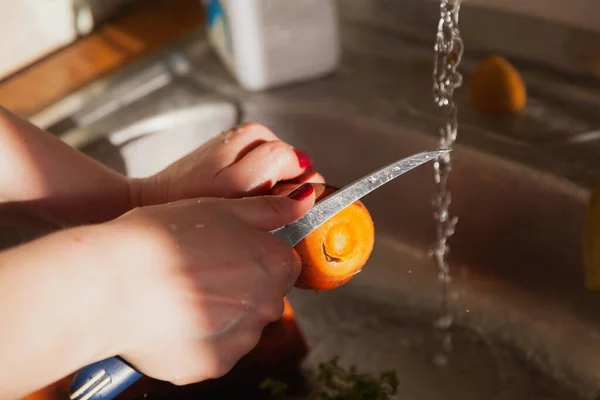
(470, 55, 527, 115)
(271, 183, 375, 291)
(22, 376, 71, 400)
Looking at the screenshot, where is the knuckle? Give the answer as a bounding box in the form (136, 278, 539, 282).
(253, 242, 300, 294)
(238, 122, 276, 138)
(259, 196, 286, 218)
(257, 297, 285, 324)
(261, 140, 294, 162)
(171, 352, 230, 384)
(262, 139, 287, 153)
(218, 171, 251, 195)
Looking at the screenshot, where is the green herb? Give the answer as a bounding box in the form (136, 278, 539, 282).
(260, 357, 398, 400)
(260, 376, 289, 397)
(310, 357, 398, 400)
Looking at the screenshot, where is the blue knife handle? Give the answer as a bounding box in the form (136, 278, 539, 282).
(70, 356, 143, 400)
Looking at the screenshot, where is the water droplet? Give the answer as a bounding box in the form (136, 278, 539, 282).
(408, 269, 412, 274)
(197, 199, 204, 204)
(195, 223, 205, 228)
(221, 129, 234, 144)
(434, 314, 453, 329)
(241, 296, 251, 310)
(169, 224, 178, 231)
(438, 210, 449, 221)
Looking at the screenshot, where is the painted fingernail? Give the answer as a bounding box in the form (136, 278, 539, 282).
(287, 183, 314, 201)
(294, 149, 312, 169)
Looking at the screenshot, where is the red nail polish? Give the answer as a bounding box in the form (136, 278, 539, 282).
(294, 149, 312, 169)
(288, 183, 314, 200)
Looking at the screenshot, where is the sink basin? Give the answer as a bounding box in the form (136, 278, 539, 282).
(52, 79, 594, 399)
(19, 4, 600, 398)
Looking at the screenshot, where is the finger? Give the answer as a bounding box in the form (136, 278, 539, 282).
(254, 238, 302, 296)
(268, 167, 326, 196)
(160, 324, 264, 385)
(226, 183, 316, 231)
(254, 296, 286, 326)
(213, 122, 279, 167)
(215, 140, 313, 197)
(200, 324, 265, 381)
(284, 167, 325, 185)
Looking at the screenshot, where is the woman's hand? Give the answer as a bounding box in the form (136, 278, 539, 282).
(102, 184, 317, 385)
(0, 109, 322, 227)
(132, 122, 325, 206)
(0, 184, 316, 398)
(0, 106, 133, 227)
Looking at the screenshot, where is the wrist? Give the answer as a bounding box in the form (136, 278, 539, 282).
(67, 225, 129, 359)
(127, 176, 162, 208)
(0, 225, 122, 396)
(40, 226, 123, 362)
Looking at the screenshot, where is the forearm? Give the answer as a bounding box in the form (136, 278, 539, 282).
(0, 107, 133, 226)
(0, 226, 118, 399)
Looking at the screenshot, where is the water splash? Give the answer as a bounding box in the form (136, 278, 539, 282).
(430, 0, 464, 365)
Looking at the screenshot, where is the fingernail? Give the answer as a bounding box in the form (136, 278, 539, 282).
(293, 149, 312, 169)
(287, 183, 314, 201)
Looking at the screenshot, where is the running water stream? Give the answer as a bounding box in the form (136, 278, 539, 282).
(431, 0, 464, 366)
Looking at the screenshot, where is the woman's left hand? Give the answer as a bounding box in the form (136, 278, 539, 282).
(132, 122, 325, 206)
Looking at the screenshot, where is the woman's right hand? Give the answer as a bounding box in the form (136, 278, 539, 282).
(100, 183, 316, 386)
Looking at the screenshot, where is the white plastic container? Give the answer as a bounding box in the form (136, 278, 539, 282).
(202, 0, 341, 91)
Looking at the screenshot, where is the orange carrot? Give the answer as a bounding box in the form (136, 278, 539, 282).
(22, 376, 71, 400)
(271, 183, 375, 291)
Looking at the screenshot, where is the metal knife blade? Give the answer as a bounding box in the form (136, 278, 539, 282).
(270, 149, 450, 246)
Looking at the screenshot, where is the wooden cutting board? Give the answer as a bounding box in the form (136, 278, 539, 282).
(0, 0, 204, 119)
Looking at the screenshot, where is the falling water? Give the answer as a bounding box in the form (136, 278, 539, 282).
(430, 0, 463, 366)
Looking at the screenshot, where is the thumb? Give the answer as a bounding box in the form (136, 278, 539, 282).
(227, 183, 316, 231)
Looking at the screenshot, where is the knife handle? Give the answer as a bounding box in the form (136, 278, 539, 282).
(70, 356, 143, 400)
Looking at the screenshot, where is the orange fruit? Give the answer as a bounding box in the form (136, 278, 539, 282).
(470, 55, 527, 115)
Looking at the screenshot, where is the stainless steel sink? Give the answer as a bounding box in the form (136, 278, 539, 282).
(17, 2, 600, 398)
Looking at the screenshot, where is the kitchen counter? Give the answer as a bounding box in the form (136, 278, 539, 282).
(0, 0, 204, 119)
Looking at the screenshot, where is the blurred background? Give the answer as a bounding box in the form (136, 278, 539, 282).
(4, 1, 600, 400)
